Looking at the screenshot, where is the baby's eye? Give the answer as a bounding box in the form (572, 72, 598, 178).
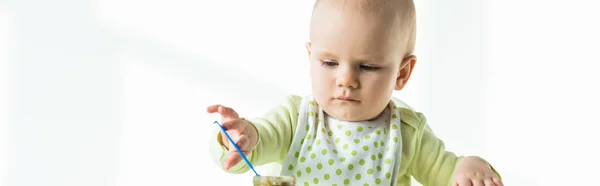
(321, 60, 338, 67)
(360, 65, 380, 71)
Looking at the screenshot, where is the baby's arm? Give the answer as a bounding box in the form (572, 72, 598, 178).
(408, 113, 501, 186)
(209, 95, 301, 174)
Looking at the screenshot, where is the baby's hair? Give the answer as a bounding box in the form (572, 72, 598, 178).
(312, 0, 417, 56)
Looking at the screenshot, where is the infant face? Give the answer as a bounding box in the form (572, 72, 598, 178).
(307, 1, 412, 121)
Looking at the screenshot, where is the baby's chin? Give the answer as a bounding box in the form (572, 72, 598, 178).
(323, 106, 376, 122)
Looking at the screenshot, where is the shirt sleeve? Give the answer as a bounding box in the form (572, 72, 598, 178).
(408, 113, 502, 185)
(209, 95, 302, 174)
(408, 116, 462, 185)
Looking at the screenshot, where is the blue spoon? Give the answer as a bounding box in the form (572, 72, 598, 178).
(213, 120, 260, 176)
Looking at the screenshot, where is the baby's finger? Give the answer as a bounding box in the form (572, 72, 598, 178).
(206, 105, 240, 119)
(492, 177, 504, 186)
(472, 179, 484, 186)
(220, 120, 244, 131)
(223, 138, 250, 170)
(206, 104, 222, 113)
(223, 151, 242, 170)
(456, 178, 472, 186)
(218, 105, 239, 119)
(484, 179, 497, 186)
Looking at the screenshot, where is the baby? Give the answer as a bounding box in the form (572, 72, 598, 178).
(207, 0, 503, 185)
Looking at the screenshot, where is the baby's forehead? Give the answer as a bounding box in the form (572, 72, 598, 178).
(311, 0, 417, 56)
(313, 0, 414, 32)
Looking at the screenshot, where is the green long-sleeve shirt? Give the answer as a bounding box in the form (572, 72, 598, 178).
(209, 95, 500, 185)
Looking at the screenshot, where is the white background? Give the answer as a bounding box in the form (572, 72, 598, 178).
(1, 0, 599, 185)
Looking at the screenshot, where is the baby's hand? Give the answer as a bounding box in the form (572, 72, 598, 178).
(206, 104, 258, 170)
(451, 156, 503, 186)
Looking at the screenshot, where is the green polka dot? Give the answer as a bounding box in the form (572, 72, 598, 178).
(336, 169, 342, 175)
(308, 146, 313, 151)
(367, 168, 374, 174)
(333, 149, 338, 154)
(348, 164, 354, 170)
(316, 139, 321, 145)
(386, 146, 390, 151)
(313, 178, 319, 184)
(305, 125, 309, 131)
(392, 114, 398, 118)
(335, 137, 341, 144)
(345, 130, 351, 136)
(375, 178, 381, 184)
(340, 157, 346, 162)
(306, 167, 312, 173)
(362, 145, 369, 151)
(321, 128, 326, 134)
(337, 124, 343, 130)
(307, 134, 312, 139)
(327, 139, 331, 144)
(308, 111, 314, 116)
(383, 128, 387, 134)
(385, 158, 391, 164)
(295, 152, 299, 158)
(328, 159, 334, 165)
(343, 143, 349, 150)
(301, 139, 305, 145)
(378, 153, 383, 159)
(354, 139, 360, 144)
(364, 184, 370, 186)
(324, 174, 330, 180)
(357, 126, 363, 132)
(355, 174, 362, 180)
(365, 135, 371, 139)
(374, 142, 379, 148)
(321, 149, 327, 155)
(377, 166, 382, 171)
(359, 159, 365, 165)
(371, 154, 376, 160)
(344, 179, 350, 185)
(333, 184, 337, 186)
(317, 119, 321, 124)
(300, 157, 306, 162)
(386, 172, 391, 179)
(392, 124, 398, 129)
(317, 163, 323, 170)
(393, 137, 398, 143)
(297, 171, 302, 177)
(351, 150, 358, 156)
(304, 181, 309, 186)
(375, 130, 381, 135)
(310, 153, 316, 159)
(380, 141, 384, 146)
(310, 101, 315, 105)
(328, 131, 333, 136)
(288, 164, 294, 170)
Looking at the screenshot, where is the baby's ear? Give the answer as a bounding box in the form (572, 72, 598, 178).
(305, 42, 312, 56)
(395, 55, 417, 91)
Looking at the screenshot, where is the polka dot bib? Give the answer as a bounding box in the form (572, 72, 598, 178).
(280, 95, 403, 186)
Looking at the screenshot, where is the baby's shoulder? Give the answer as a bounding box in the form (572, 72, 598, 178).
(390, 97, 426, 131)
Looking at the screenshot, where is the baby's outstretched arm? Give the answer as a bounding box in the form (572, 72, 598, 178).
(407, 113, 502, 186)
(207, 95, 302, 174)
